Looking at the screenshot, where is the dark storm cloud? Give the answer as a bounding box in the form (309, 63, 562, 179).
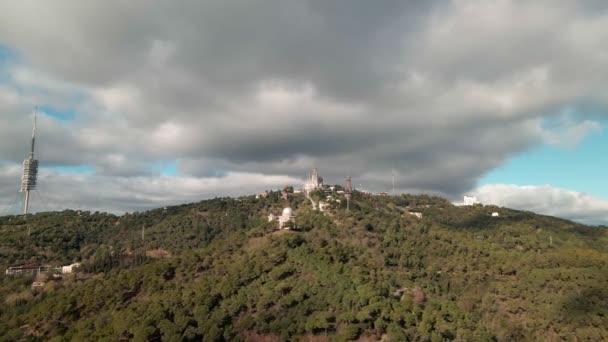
(0, 0, 608, 215)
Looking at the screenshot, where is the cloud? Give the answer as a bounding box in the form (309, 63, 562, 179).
(0, 164, 300, 215)
(0, 1, 607, 214)
(540, 115, 602, 148)
(473, 184, 608, 225)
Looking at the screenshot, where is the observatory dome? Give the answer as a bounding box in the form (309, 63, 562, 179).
(282, 207, 294, 217)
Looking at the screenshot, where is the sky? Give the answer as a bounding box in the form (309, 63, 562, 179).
(0, 0, 607, 224)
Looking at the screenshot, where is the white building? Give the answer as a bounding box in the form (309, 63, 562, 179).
(409, 212, 423, 219)
(269, 207, 296, 229)
(319, 201, 329, 212)
(61, 262, 80, 274)
(491, 212, 500, 217)
(464, 195, 479, 206)
(31, 282, 45, 289)
(303, 168, 323, 193)
(454, 195, 480, 206)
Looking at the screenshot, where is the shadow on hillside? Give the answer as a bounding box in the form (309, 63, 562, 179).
(560, 287, 608, 321)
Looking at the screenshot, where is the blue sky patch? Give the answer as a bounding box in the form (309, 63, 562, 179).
(0, 44, 18, 63)
(40, 105, 77, 122)
(481, 119, 608, 198)
(45, 164, 96, 174)
(0, 44, 18, 83)
(150, 161, 178, 176)
(161, 162, 178, 176)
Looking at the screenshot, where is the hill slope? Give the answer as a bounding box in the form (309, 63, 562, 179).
(1, 190, 607, 341)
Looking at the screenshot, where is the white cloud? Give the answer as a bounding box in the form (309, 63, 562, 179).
(540, 116, 602, 148)
(0, 164, 301, 215)
(473, 184, 608, 225)
(92, 84, 141, 114)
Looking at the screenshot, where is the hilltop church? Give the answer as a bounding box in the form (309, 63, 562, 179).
(303, 168, 323, 193)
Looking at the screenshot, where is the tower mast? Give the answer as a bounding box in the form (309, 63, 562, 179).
(21, 108, 39, 215)
(392, 168, 395, 195)
(391, 165, 397, 196)
(345, 176, 352, 211)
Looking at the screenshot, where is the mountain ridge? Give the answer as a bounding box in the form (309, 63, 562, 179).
(1, 189, 607, 341)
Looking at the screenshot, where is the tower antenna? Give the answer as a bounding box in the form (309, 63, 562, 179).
(21, 107, 39, 215)
(392, 167, 396, 196)
(345, 176, 352, 211)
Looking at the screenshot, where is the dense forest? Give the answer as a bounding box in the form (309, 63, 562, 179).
(0, 189, 607, 341)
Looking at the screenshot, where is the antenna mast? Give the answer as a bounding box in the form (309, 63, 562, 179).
(391, 168, 396, 195)
(21, 107, 39, 215)
(345, 176, 352, 211)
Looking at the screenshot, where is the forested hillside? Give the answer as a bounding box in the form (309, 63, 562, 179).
(1, 189, 607, 341)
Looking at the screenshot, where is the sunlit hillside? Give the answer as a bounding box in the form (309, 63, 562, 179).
(1, 189, 607, 341)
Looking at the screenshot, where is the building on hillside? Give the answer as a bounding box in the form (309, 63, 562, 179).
(464, 195, 479, 205)
(303, 168, 323, 193)
(61, 263, 81, 274)
(5, 264, 50, 276)
(453, 195, 480, 206)
(319, 201, 329, 212)
(146, 249, 172, 258)
(31, 282, 45, 289)
(409, 212, 423, 219)
(491, 212, 500, 217)
(269, 207, 296, 229)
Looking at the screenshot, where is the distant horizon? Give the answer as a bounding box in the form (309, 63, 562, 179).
(2, 183, 606, 228)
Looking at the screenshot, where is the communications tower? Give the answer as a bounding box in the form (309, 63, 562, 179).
(392, 168, 396, 195)
(21, 110, 39, 215)
(345, 176, 352, 211)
